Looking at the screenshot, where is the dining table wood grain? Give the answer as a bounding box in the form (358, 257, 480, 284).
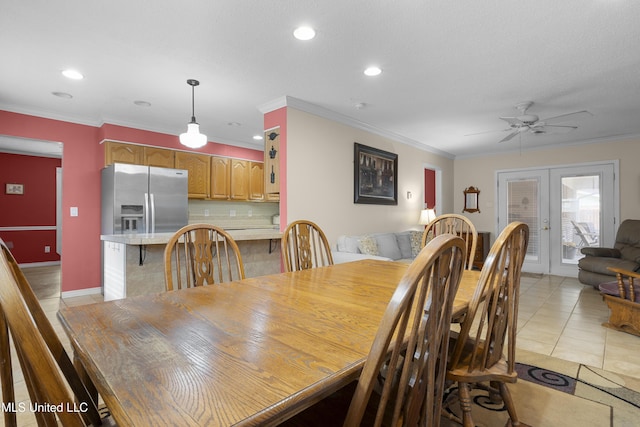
(57, 259, 481, 426)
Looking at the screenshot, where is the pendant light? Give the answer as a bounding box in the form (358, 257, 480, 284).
(179, 79, 207, 148)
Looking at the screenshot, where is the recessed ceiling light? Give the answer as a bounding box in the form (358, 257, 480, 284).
(253, 135, 263, 140)
(62, 69, 84, 80)
(293, 26, 316, 41)
(227, 122, 242, 127)
(134, 100, 151, 107)
(364, 66, 382, 77)
(52, 91, 73, 99)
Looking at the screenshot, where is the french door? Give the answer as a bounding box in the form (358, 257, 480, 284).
(497, 162, 617, 276)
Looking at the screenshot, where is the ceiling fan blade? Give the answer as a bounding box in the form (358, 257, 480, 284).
(542, 124, 578, 130)
(464, 128, 512, 136)
(498, 130, 521, 143)
(499, 116, 524, 126)
(541, 110, 593, 124)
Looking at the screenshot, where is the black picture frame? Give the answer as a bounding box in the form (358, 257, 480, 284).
(354, 143, 398, 205)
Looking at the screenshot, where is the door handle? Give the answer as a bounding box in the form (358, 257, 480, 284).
(150, 193, 156, 234)
(144, 193, 149, 234)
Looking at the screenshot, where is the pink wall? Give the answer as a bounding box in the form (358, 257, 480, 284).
(0, 110, 263, 293)
(0, 153, 62, 263)
(264, 107, 287, 230)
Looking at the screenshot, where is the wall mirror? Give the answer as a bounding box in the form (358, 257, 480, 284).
(463, 186, 480, 213)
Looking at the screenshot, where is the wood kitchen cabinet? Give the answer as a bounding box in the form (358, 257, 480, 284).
(175, 151, 210, 199)
(210, 156, 231, 200)
(230, 159, 249, 200)
(249, 162, 264, 201)
(104, 141, 143, 166)
(143, 147, 174, 168)
(105, 142, 174, 168)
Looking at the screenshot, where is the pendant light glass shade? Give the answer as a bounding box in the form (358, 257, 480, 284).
(180, 122, 207, 148)
(180, 79, 207, 148)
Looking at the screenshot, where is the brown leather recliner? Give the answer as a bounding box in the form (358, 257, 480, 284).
(578, 219, 640, 288)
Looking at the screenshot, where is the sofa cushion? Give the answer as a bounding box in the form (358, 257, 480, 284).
(580, 247, 620, 258)
(578, 256, 640, 276)
(373, 233, 402, 260)
(358, 235, 378, 256)
(337, 235, 361, 253)
(396, 232, 413, 259)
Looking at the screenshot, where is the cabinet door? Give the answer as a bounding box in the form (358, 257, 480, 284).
(210, 156, 230, 200)
(105, 141, 143, 166)
(230, 159, 249, 200)
(175, 152, 211, 199)
(144, 147, 174, 168)
(249, 162, 264, 201)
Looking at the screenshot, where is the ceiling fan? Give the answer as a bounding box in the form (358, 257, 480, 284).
(468, 101, 593, 143)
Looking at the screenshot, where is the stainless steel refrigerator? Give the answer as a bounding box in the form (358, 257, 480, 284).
(101, 163, 189, 234)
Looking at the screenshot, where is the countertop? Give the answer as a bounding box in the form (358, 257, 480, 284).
(101, 227, 282, 245)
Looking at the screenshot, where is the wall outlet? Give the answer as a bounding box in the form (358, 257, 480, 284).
(70, 206, 79, 217)
(230, 209, 236, 217)
(44, 246, 51, 253)
(204, 209, 210, 217)
(248, 209, 252, 217)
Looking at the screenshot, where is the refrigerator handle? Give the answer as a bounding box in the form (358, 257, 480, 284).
(150, 193, 156, 234)
(144, 193, 150, 234)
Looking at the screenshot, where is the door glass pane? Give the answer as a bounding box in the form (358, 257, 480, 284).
(507, 179, 539, 260)
(561, 175, 600, 264)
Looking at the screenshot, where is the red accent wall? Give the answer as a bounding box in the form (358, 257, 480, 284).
(424, 168, 436, 208)
(0, 153, 61, 263)
(0, 110, 263, 293)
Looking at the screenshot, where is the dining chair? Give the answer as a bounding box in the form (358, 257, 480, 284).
(0, 240, 112, 427)
(281, 234, 466, 427)
(164, 223, 245, 291)
(442, 221, 529, 427)
(281, 220, 334, 272)
(421, 214, 478, 271)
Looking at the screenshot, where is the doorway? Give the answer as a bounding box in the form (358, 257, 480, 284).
(497, 161, 618, 276)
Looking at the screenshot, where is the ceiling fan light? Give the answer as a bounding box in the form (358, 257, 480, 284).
(180, 122, 207, 148)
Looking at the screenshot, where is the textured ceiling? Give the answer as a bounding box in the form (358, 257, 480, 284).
(1, 0, 639, 158)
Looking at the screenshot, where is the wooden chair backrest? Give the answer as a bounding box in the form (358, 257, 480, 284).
(422, 214, 478, 270)
(448, 222, 529, 376)
(0, 241, 101, 426)
(281, 220, 334, 272)
(344, 234, 465, 427)
(164, 224, 245, 291)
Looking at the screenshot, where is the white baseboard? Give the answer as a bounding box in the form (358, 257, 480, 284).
(61, 287, 102, 299)
(19, 261, 61, 268)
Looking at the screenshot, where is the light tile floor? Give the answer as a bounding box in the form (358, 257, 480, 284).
(516, 274, 640, 379)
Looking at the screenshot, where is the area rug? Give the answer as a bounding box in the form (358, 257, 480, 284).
(441, 349, 640, 426)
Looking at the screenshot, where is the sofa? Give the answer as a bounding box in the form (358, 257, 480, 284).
(332, 230, 424, 264)
(578, 219, 640, 288)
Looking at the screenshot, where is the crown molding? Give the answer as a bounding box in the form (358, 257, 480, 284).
(258, 96, 455, 159)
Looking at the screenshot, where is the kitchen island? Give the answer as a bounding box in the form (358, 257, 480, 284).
(101, 228, 282, 301)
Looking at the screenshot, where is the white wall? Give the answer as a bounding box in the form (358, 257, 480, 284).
(285, 108, 454, 245)
(454, 137, 640, 240)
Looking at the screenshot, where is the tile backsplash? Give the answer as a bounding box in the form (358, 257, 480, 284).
(188, 200, 279, 229)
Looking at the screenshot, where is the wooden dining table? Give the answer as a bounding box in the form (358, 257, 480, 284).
(58, 259, 481, 427)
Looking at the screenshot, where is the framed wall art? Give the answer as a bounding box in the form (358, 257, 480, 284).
(354, 143, 398, 205)
(5, 183, 24, 195)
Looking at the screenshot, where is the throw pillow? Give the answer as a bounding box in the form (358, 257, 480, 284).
(374, 233, 402, 260)
(396, 232, 413, 259)
(358, 235, 379, 256)
(410, 230, 423, 258)
(337, 235, 361, 253)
